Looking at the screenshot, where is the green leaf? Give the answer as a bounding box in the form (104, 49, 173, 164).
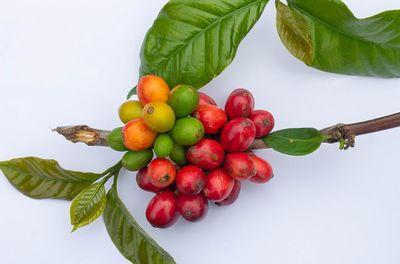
(103, 185, 175, 264)
(70, 182, 107, 231)
(0, 157, 103, 200)
(276, 0, 400, 77)
(263, 128, 328, 156)
(127, 86, 137, 99)
(139, 0, 269, 91)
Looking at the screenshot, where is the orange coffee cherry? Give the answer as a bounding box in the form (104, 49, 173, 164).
(137, 75, 170, 105)
(123, 118, 157, 151)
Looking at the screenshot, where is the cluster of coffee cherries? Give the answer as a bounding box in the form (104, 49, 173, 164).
(108, 75, 274, 228)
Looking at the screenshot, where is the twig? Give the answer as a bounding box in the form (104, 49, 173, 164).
(54, 112, 400, 150)
(320, 112, 400, 148)
(53, 126, 110, 146)
(253, 112, 400, 150)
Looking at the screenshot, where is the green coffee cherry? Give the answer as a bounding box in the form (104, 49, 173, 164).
(171, 117, 204, 146)
(107, 127, 128, 152)
(169, 143, 187, 166)
(168, 85, 199, 118)
(154, 134, 174, 158)
(122, 149, 153, 171)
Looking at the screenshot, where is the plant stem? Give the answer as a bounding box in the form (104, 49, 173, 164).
(319, 112, 400, 149)
(252, 112, 400, 150)
(55, 112, 400, 150)
(321, 112, 400, 137)
(102, 161, 123, 176)
(54, 125, 109, 146)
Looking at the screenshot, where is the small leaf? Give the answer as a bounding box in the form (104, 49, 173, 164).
(103, 185, 175, 264)
(276, 0, 400, 78)
(139, 0, 269, 90)
(263, 128, 327, 156)
(0, 157, 103, 200)
(127, 86, 137, 99)
(70, 182, 107, 231)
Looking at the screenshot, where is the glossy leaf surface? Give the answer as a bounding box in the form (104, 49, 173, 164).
(0, 157, 102, 200)
(70, 182, 107, 231)
(276, 0, 400, 77)
(263, 128, 328, 156)
(103, 185, 175, 264)
(139, 0, 269, 91)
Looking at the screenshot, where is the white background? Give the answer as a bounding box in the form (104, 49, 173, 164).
(1, 0, 400, 263)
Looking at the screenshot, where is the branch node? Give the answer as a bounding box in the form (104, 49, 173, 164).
(321, 123, 356, 150)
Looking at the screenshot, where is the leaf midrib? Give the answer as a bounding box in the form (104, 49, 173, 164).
(106, 186, 175, 262)
(0, 162, 96, 184)
(269, 135, 323, 143)
(290, 3, 397, 50)
(153, 0, 267, 72)
(73, 183, 104, 224)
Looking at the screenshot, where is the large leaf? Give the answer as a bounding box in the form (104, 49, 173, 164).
(103, 185, 175, 264)
(276, 0, 400, 77)
(263, 128, 328, 156)
(0, 157, 103, 200)
(70, 182, 107, 231)
(136, 0, 269, 95)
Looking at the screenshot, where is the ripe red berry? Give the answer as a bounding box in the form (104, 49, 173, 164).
(136, 167, 162, 193)
(249, 155, 274, 183)
(193, 104, 227, 134)
(146, 191, 179, 228)
(148, 158, 176, 188)
(176, 165, 206, 195)
(176, 193, 208, 222)
(216, 180, 241, 206)
(223, 153, 256, 180)
(249, 110, 275, 138)
(225, 88, 255, 119)
(220, 117, 256, 152)
(203, 168, 235, 202)
(186, 139, 225, 170)
(198, 92, 217, 106)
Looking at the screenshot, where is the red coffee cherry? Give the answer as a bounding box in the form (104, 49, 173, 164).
(220, 117, 256, 152)
(186, 139, 225, 170)
(223, 153, 256, 181)
(193, 104, 227, 134)
(198, 92, 217, 106)
(224, 88, 255, 119)
(148, 158, 176, 188)
(216, 180, 241, 206)
(136, 167, 162, 193)
(249, 155, 274, 183)
(176, 193, 208, 222)
(249, 110, 275, 138)
(203, 168, 235, 202)
(146, 191, 179, 228)
(176, 165, 206, 195)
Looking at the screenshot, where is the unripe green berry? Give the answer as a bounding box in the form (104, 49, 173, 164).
(122, 150, 154, 171)
(169, 144, 187, 166)
(154, 134, 174, 158)
(107, 127, 128, 152)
